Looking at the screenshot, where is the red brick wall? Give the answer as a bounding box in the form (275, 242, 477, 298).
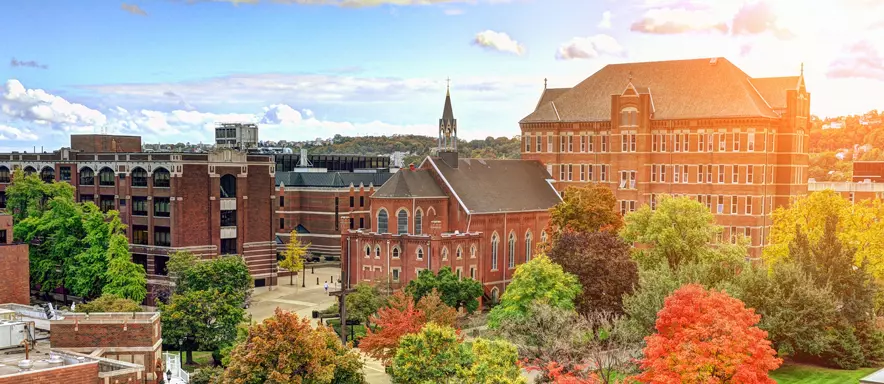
(0, 362, 99, 384)
(0, 241, 29, 305)
(70, 135, 142, 153)
(178, 164, 212, 247)
(51, 321, 159, 349)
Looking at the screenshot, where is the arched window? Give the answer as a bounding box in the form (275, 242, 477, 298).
(417, 247, 424, 260)
(392, 247, 401, 259)
(456, 246, 463, 260)
(525, 231, 533, 262)
(99, 167, 115, 186)
(491, 287, 500, 304)
(470, 245, 477, 259)
(414, 209, 423, 235)
(397, 209, 408, 234)
(153, 167, 170, 188)
(541, 231, 548, 244)
(375, 245, 381, 258)
(0, 166, 9, 183)
(377, 209, 389, 233)
(442, 247, 449, 261)
(220, 174, 236, 198)
(491, 234, 499, 270)
(79, 167, 94, 185)
(131, 167, 148, 187)
(40, 167, 55, 183)
(23, 166, 36, 176)
(508, 232, 516, 269)
(364, 245, 371, 258)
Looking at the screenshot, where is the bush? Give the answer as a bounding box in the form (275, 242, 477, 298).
(825, 326, 866, 370)
(189, 366, 224, 384)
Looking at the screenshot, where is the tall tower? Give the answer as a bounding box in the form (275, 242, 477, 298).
(438, 78, 457, 150)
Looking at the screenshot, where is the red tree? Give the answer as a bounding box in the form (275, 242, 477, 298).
(636, 284, 782, 384)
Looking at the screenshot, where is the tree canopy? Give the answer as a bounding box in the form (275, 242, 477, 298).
(547, 184, 623, 240)
(75, 294, 142, 313)
(487, 254, 581, 329)
(405, 266, 483, 313)
(278, 231, 308, 285)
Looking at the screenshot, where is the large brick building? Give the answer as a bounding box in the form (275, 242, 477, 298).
(520, 57, 811, 256)
(0, 214, 29, 305)
(342, 89, 561, 301)
(808, 161, 884, 201)
(0, 137, 277, 301)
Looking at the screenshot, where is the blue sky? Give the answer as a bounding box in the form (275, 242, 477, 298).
(1, 0, 883, 151)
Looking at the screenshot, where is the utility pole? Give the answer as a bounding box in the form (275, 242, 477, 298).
(328, 288, 355, 345)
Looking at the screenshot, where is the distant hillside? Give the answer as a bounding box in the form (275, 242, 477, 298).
(310, 134, 521, 165)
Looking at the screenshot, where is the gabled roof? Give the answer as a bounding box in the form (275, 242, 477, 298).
(428, 157, 562, 214)
(276, 171, 393, 188)
(749, 76, 800, 110)
(521, 57, 781, 123)
(534, 87, 570, 111)
(372, 169, 447, 199)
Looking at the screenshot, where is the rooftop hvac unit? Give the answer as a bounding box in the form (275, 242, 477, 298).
(0, 321, 34, 350)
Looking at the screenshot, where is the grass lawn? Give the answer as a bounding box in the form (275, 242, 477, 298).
(166, 350, 214, 373)
(771, 363, 879, 384)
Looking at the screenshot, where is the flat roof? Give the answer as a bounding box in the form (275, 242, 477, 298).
(0, 341, 89, 377)
(862, 368, 884, 383)
(55, 312, 159, 324)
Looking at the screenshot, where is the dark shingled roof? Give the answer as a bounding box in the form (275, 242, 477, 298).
(276, 171, 393, 188)
(372, 169, 447, 198)
(535, 88, 570, 110)
(429, 157, 561, 213)
(750, 76, 800, 110)
(522, 57, 784, 123)
(442, 91, 455, 121)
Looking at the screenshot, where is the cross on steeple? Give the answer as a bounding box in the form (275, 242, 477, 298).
(446, 77, 451, 95)
(800, 62, 804, 77)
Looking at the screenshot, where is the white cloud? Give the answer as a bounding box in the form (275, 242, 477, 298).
(598, 11, 612, 29)
(472, 30, 526, 56)
(121, 3, 148, 16)
(2, 79, 107, 130)
(630, 7, 729, 34)
(184, 0, 510, 7)
(0, 124, 38, 141)
(556, 35, 625, 60)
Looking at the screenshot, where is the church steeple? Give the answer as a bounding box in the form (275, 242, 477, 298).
(439, 77, 457, 150)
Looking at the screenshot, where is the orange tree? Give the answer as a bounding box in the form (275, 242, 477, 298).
(635, 284, 781, 384)
(222, 308, 363, 384)
(547, 184, 622, 241)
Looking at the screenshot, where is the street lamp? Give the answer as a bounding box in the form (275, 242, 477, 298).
(166, 369, 172, 382)
(302, 260, 306, 288)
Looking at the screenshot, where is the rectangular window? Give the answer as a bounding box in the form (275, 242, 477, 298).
(221, 239, 237, 255)
(682, 165, 689, 183)
(674, 165, 681, 183)
(470, 267, 476, 280)
(660, 134, 667, 152)
(731, 226, 738, 244)
(99, 195, 115, 213)
(155, 256, 169, 276)
(619, 171, 628, 189)
(747, 165, 754, 184)
(349, 196, 354, 208)
(587, 164, 594, 181)
(560, 165, 566, 181)
(698, 165, 704, 183)
(536, 135, 542, 152)
(651, 164, 658, 182)
(568, 135, 574, 152)
(0, 168, 9, 183)
(132, 197, 148, 216)
(718, 165, 725, 183)
(59, 166, 71, 181)
(731, 196, 738, 214)
(660, 165, 667, 183)
(588, 134, 595, 152)
(154, 197, 170, 217)
(560, 135, 566, 152)
(630, 171, 636, 189)
(221, 210, 236, 226)
(525, 136, 531, 152)
(732, 166, 739, 184)
(154, 227, 171, 247)
(698, 133, 705, 152)
(601, 135, 608, 152)
(717, 195, 724, 214)
(650, 194, 657, 210)
(719, 132, 726, 152)
(748, 132, 755, 151)
(675, 134, 682, 152)
(568, 164, 574, 181)
(733, 132, 740, 151)
(652, 134, 658, 152)
(601, 165, 608, 182)
(279, 196, 285, 207)
(621, 133, 628, 152)
(132, 225, 148, 245)
(279, 217, 285, 229)
(707, 164, 713, 184)
(359, 217, 365, 229)
(579, 165, 585, 181)
(548, 134, 554, 152)
(132, 254, 147, 274)
(706, 195, 713, 211)
(392, 268, 400, 283)
(746, 196, 753, 215)
(580, 135, 586, 152)
(630, 133, 637, 152)
(360, 196, 365, 207)
(683, 133, 689, 152)
(0, 191, 5, 209)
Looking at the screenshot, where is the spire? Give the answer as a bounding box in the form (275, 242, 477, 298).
(439, 81, 457, 151)
(800, 62, 804, 77)
(442, 80, 454, 121)
(544, 78, 548, 89)
(446, 76, 451, 96)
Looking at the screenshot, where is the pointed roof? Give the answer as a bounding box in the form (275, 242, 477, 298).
(372, 169, 447, 199)
(749, 76, 800, 110)
(521, 57, 780, 123)
(442, 91, 454, 121)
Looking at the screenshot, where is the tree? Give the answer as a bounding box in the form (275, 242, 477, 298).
(67, 204, 126, 299)
(102, 234, 147, 302)
(488, 254, 581, 328)
(5, 169, 75, 223)
(360, 291, 427, 366)
(278, 231, 308, 286)
(546, 230, 637, 316)
(459, 338, 526, 384)
(75, 294, 142, 313)
(222, 308, 364, 384)
(191, 366, 224, 384)
(620, 195, 726, 269)
(15, 196, 85, 296)
(160, 289, 245, 365)
(344, 282, 386, 328)
(168, 251, 252, 301)
(547, 184, 623, 240)
(415, 289, 458, 328)
(405, 267, 483, 313)
(635, 284, 781, 384)
(391, 323, 470, 384)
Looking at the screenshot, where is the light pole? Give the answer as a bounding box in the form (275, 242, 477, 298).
(302, 261, 306, 288)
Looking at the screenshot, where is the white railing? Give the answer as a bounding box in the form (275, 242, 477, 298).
(163, 352, 189, 383)
(809, 182, 884, 192)
(220, 198, 236, 211)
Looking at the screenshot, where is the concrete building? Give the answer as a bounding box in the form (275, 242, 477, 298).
(215, 123, 259, 151)
(520, 57, 812, 256)
(0, 214, 28, 305)
(342, 89, 561, 301)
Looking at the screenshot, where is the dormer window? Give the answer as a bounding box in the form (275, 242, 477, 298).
(620, 108, 638, 127)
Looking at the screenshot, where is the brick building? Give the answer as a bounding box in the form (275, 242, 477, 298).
(0, 350, 144, 384)
(0, 140, 276, 301)
(0, 214, 29, 305)
(808, 161, 884, 201)
(342, 89, 561, 300)
(520, 57, 812, 256)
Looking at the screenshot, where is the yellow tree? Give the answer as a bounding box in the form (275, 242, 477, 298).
(765, 190, 884, 279)
(547, 184, 622, 246)
(279, 231, 309, 285)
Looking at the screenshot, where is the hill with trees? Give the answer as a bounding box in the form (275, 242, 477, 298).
(311, 134, 521, 165)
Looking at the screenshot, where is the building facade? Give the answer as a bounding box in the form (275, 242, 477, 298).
(808, 161, 884, 201)
(342, 91, 561, 301)
(0, 214, 29, 305)
(520, 58, 811, 256)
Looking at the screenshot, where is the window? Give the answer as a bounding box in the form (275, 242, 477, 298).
(221, 239, 237, 255)
(23, 166, 35, 176)
(619, 200, 637, 216)
(560, 135, 566, 152)
(99, 195, 115, 213)
(568, 135, 574, 152)
(349, 218, 354, 229)
(651, 165, 657, 182)
(131, 168, 148, 187)
(221, 210, 236, 226)
(674, 165, 680, 183)
(39, 167, 55, 183)
(747, 165, 754, 184)
(747, 132, 755, 151)
(630, 171, 636, 189)
(134, 197, 151, 216)
(580, 135, 586, 152)
(731, 196, 738, 214)
(377, 209, 388, 233)
(682, 165, 689, 183)
(359, 196, 365, 207)
(733, 132, 740, 151)
(80, 194, 94, 203)
(392, 247, 400, 259)
(600, 165, 607, 182)
(99, 167, 115, 186)
(675, 134, 682, 152)
(59, 166, 71, 182)
(491, 234, 499, 270)
(718, 132, 726, 152)
(718, 165, 725, 183)
(579, 165, 585, 181)
(660, 134, 667, 152)
(620, 109, 637, 126)
(587, 164, 594, 181)
(588, 134, 595, 152)
(568, 164, 574, 181)
(79, 167, 94, 185)
(547, 134, 554, 152)
(619, 171, 628, 189)
(850, 192, 855, 203)
(621, 133, 628, 152)
(442, 247, 449, 261)
(652, 134, 658, 152)
(650, 194, 657, 210)
(363, 245, 372, 258)
(559, 166, 565, 181)
(698, 133, 705, 152)
(717, 195, 724, 214)
(397, 209, 408, 234)
(698, 165, 704, 183)
(155, 256, 169, 276)
(375, 246, 381, 258)
(0, 166, 9, 183)
(536, 135, 542, 152)
(153, 168, 170, 188)
(508, 232, 516, 269)
(279, 217, 285, 229)
(746, 196, 753, 215)
(457, 246, 463, 260)
(470, 266, 476, 279)
(359, 217, 365, 229)
(683, 133, 689, 152)
(525, 232, 532, 262)
(0, 191, 5, 209)
(417, 247, 424, 260)
(707, 164, 713, 184)
(392, 268, 400, 282)
(220, 174, 236, 198)
(525, 135, 531, 152)
(414, 210, 423, 235)
(471, 245, 477, 259)
(660, 165, 667, 183)
(601, 134, 608, 152)
(154, 227, 171, 247)
(154, 197, 170, 218)
(132, 226, 148, 245)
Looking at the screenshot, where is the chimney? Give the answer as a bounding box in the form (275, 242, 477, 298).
(439, 150, 458, 168)
(409, 163, 415, 171)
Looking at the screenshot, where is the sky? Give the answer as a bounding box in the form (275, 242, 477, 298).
(1, 0, 883, 151)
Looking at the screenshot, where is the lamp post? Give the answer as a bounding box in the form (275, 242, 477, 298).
(302, 261, 306, 288)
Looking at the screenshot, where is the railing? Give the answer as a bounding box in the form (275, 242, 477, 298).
(163, 352, 190, 383)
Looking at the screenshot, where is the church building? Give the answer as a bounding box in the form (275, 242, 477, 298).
(340, 85, 561, 302)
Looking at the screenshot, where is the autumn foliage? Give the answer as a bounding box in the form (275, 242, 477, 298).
(547, 184, 623, 243)
(359, 290, 457, 366)
(636, 284, 782, 384)
(523, 362, 602, 384)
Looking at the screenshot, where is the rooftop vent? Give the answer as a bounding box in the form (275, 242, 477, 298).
(710, 58, 718, 65)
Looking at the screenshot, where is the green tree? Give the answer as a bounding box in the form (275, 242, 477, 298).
(547, 184, 623, 241)
(190, 366, 225, 384)
(278, 231, 308, 286)
(168, 251, 252, 300)
(160, 289, 245, 365)
(14, 196, 85, 295)
(459, 339, 526, 384)
(405, 267, 483, 313)
(5, 169, 75, 223)
(75, 294, 142, 313)
(346, 282, 385, 328)
(102, 234, 147, 302)
(391, 323, 471, 384)
(67, 204, 125, 299)
(487, 255, 581, 329)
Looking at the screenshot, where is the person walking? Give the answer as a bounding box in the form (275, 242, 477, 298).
(324, 281, 329, 293)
